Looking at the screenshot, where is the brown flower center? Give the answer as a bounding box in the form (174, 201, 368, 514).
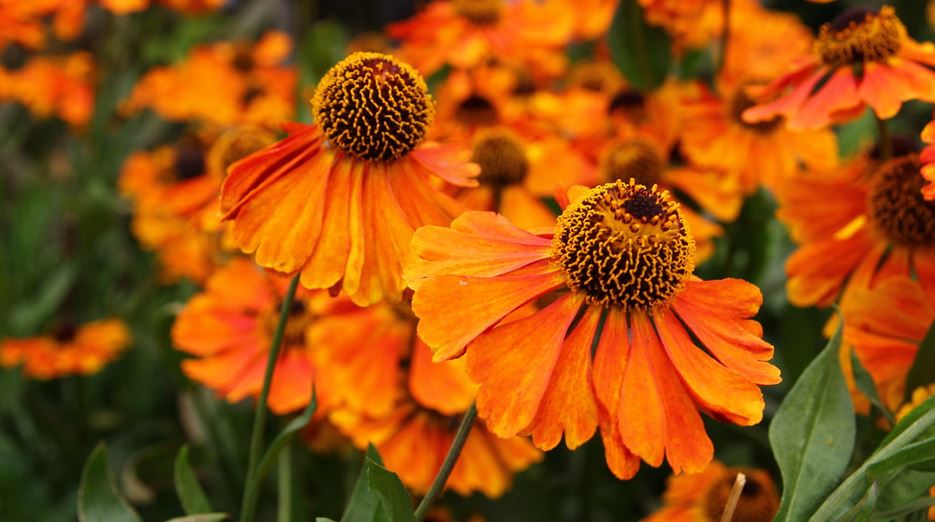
(174, 144, 206, 180)
(262, 299, 314, 348)
(455, 94, 499, 127)
(552, 180, 695, 308)
(702, 469, 780, 522)
(607, 88, 647, 122)
(472, 130, 528, 188)
(868, 154, 935, 247)
(313, 52, 434, 162)
(453, 0, 503, 25)
(816, 6, 905, 66)
(208, 127, 277, 177)
(602, 140, 664, 187)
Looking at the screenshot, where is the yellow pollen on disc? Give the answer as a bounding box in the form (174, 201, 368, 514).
(868, 154, 935, 247)
(702, 469, 780, 522)
(453, 0, 503, 25)
(261, 300, 313, 347)
(816, 6, 905, 66)
(472, 130, 529, 188)
(313, 52, 434, 162)
(551, 180, 695, 309)
(602, 139, 665, 187)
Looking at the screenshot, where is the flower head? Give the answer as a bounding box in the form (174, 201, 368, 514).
(1, 319, 130, 379)
(408, 181, 780, 477)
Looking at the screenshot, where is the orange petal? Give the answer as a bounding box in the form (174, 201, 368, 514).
(300, 156, 357, 290)
(410, 141, 480, 187)
(526, 305, 600, 450)
(409, 339, 477, 415)
(266, 350, 315, 414)
(413, 262, 566, 361)
(467, 292, 582, 438)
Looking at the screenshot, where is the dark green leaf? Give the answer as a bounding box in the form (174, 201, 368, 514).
(870, 496, 935, 521)
(607, 0, 671, 89)
(9, 262, 77, 333)
(905, 323, 935, 401)
(340, 445, 414, 522)
(165, 514, 228, 522)
(174, 445, 212, 515)
(769, 320, 855, 522)
(867, 438, 935, 479)
(78, 443, 142, 522)
(253, 389, 317, 491)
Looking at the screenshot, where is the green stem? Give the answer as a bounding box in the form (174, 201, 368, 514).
(240, 274, 301, 522)
(413, 402, 478, 521)
(277, 442, 293, 522)
(876, 115, 893, 161)
(717, 0, 731, 76)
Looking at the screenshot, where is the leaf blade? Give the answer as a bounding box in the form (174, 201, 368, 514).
(174, 445, 213, 515)
(78, 443, 143, 522)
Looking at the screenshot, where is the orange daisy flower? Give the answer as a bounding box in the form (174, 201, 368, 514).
(121, 31, 296, 127)
(0, 52, 95, 127)
(328, 337, 542, 498)
(643, 460, 779, 522)
(386, 0, 573, 76)
(0, 0, 85, 50)
(680, 81, 838, 194)
(1, 318, 130, 380)
(779, 151, 935, 309)
(744, 6, 935, 130)
(408, 180, 780, 478)
(172, 259, 334, 414)
(843, 276, 933, 411)
(219, 52, 479, 306)
(921, 117, 935, 200)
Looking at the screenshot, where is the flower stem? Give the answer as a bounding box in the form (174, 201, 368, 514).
(876, 114, 893, 161)
(720, 472, 746, 522)
(240, 273, 301, 522)
(717, 0, 731, 76)
(413, 402, 478, 521)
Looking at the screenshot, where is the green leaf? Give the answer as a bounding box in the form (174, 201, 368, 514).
(174, 445, 213, 515)
(905, 323, 935, 402)
(340, 445, 415, 522)
(78, 443, 142, 522)
(165, 514, 229, 522)
(9, 262, 77, 333)
(253, 390, 317, 491)
(606, 0, 671, 90)
(769, 319, 856, 522)
(867, 438, 935, 479)
(850, 348, 895, 424)
(870, 496, 935, 521)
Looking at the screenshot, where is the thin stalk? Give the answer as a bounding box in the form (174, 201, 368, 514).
(876, 115, 893, 161)
(277, 442, 293, 522)
(240, 274, 301, 522)
(717, 0, 731, 76)
(720, 472, 746, 522)
(413, 402, 478, 521)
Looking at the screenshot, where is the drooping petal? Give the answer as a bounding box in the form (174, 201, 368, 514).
(408, 339, 477, 415)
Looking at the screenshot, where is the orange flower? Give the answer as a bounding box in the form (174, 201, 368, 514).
(638, 0, 722, 50)
(100, 0, 222, 15)
(779, 152, 935, 309)
(408, 180, 780, 478)
(643, 460, 779, 522)
(843, 277, 933, 411)
(1, 319, 130, 379)
(122, 31, 296, 126)
(680, 81, 838, 194)
(387, 0, 573, 76)
(172, 259, 332, 414)
(744, 7, 935, 130)
(220, 52, 479, 306)
(0, 52, 95, 126)
(921, 117, 935, 200)
(328, 337, 542, 498)
(0, 0, 86, 50)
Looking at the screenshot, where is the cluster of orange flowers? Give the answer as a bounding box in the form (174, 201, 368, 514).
(5, 0, 935, 518)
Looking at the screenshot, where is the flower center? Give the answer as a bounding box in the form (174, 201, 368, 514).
(570, 62, 623, 93)
(53, 323, 77, 343)
(702, 470, 780, 522)
(208, 127, 276, 177)
(607, 88, 647, 121)
(453, 0, 503, 25)
(262, 300, 314, 347)
(455, 94, 499, 127)
(730, 86, 782, 133)
(174, 144, 206, 180)
(868, 154, 935, 247)
(313, 52, 434, 162)
(472, 130, 528, 188)
(816, 6, 904, 66)
(603, 140, 664, 187)
(552, 180, 695, 308)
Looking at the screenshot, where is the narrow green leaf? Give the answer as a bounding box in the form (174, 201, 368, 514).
(165, 514, 228, 522)
(905, 323, 935, 401)
(316, 518, 338, 522)
(870, 495, 935, 521)
(606, 0, 671, 89)
(78, 443, 143, 522)
(253, 390, 317, 491)
(850, 348, 895, 424)
(867, 438, 935, 479)
(340, 445, 414, 522)
(174, 445, 212, 515)
(769, 320, 856, 522)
